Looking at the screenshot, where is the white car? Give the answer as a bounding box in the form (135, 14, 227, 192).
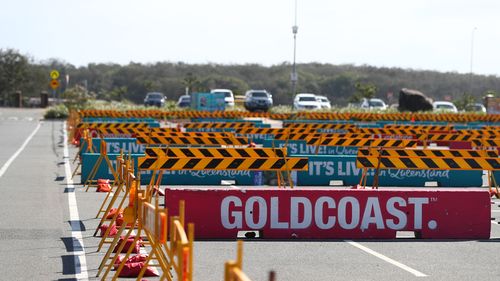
(433, 101, 458, 113)
(316, 95, 331, 109)
(361, 98, 388, 111)
(210, 89, 235, 107)
(293, 93, 321, 110)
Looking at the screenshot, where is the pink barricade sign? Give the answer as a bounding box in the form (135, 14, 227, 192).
(165, 188, 490, 239)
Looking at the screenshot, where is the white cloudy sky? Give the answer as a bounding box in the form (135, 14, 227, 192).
(1, 0, 499, 76)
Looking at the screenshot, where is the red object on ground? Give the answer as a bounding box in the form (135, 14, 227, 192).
(99, 224, 118, 237)
(97, 184, 112, 192)
(105, 208, 123, 219)
(114, 254, 149, 269)
(165, 187, 491, 239)
(117, 262, 159, 277)
(113, 236, 143, 253)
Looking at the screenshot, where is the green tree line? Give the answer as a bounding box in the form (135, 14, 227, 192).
(1, 48, 499, 107)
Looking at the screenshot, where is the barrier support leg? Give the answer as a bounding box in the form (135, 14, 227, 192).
(96, 223, 128, 277)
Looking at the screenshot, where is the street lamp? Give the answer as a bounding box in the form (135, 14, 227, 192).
(291, 0, 298, 99)
(469, 27, 477, 94)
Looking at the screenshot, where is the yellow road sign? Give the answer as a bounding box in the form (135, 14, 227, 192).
(50, 70, 60, 79)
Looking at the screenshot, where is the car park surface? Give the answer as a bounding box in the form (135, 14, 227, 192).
(2, 108, 500, 281)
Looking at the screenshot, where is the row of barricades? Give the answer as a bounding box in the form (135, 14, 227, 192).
(84, 151, 257, 280)
(75, 109, 500, 123)
(73, 123, 500, 190)
(72, 122, 500, 149)
(69, 112, 496, 243)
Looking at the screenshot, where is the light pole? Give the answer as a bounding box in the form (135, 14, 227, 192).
(291, 0, 298, 99)
(469, 27, 477, 95)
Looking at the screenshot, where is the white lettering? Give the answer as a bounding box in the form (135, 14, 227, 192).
(315, 196, 336, 229)
(221, 196, 242, 229)
(386, 197, 407, 230)
(290, 197, 312, 229)
(245, 197, 267, 229)
(338, 197, 360, 229)
(360, 197, 384, 230)
(408, 197, 429, 229)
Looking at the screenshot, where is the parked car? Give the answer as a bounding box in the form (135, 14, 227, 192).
(210, 89, 235, 107)
(432, 101, 458, 113)
(361, 98, 388, 111)
(293, 93, 321, 110)
(244, 90, 273, 112)
(465, 103, 486, 113)
(144, 92, 166, 107)
(316, 95, 331, 109)
(176, 95, 191, 108)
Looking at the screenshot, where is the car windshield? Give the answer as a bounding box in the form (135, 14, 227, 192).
(436, 104, 453, 109)
(299, 96, 317, 102)
(224, 92, 232, 97)
(369, 100, 384, 107)
(320, 98, 328, 102)
(147, 93, 163, 98)
(251, 92, 268, 97)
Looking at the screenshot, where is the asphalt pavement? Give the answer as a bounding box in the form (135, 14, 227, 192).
(1, 107, 500, 281)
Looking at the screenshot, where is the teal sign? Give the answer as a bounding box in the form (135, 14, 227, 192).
(296, 155, 482, 187)
(263, 139, 359, 155)
(80, 138, 145, 155)
(191, 92, 225, 111)
(81, 153, 256, 185)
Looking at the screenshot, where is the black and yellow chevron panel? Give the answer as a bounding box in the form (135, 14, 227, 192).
(283, 123, 357, 130)
(356, 148, 500, 170)
(414, 133, 499, 141)
(347, 128, 421, 135)
(383, 124, 454, 131)
(358, 148, 499, 158)
(135, 131, 234, 143)
(137, 136, 249, 145)
(143, 147, 287, 158)
(471, 139, 500, 148)
(457, 129, 500, 136)
(305, 134, 375, 145)
(234, 128, 316, 135)
(305, 138, 418, 147)
(76, 122, 149, 129)
(97, 128, 144, 135)
(138, 157, 309, 171)
(183, 122, 256, 129)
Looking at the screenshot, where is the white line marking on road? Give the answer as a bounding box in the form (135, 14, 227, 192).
(491, 210, 500, 212)
(0, 122, 41, 179)
(63, 122, 89, 281)
(346, 240, 427, 277)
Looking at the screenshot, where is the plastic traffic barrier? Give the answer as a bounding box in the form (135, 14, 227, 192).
(81, 153, 258, 185)
(165, 187, 491, 239)
(296, 155, 482, 187)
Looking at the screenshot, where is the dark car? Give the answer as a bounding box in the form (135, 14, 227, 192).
(144, 92, 166, 107)
(244, 90, 273, 112)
